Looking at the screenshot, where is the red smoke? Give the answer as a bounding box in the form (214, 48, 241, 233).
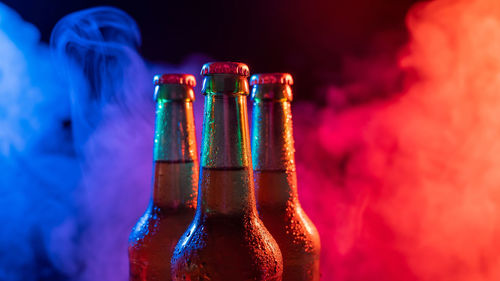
(295, 0, 500, 280)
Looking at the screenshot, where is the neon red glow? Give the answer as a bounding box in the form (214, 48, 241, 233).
(296, 0, 500, 280)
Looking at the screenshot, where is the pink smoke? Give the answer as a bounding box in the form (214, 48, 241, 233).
(3, 0, 500, 279)
(295, 0, 500, 280)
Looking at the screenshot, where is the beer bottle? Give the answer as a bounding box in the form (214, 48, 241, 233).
(171, 62, 283, 281)
(250, 73, 321, 281)
(129, 74, 199, 281)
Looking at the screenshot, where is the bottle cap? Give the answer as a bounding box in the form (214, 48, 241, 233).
(250, 73, 293, 86)
(154, 74, 196, 101)
(200, 62, 250, 77)
(154, 74, 196, 87)
(250, 73, 293, 101)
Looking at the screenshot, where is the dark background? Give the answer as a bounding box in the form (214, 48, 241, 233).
(4, 0, 421, 100)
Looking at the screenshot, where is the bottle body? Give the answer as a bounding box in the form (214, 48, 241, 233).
(254, 170, 320, 281)
(251, 74, 321, 281)
(172, 63, 283, 281)
(172, 167, 282, 281)
(129, 75, 198, 281)
(129, 161, 197, 281)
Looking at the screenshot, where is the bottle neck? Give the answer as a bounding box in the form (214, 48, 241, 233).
(152, 96, 198, 209)
(200, 94, 251, 168)
(252, 99, 299, 205)
(252, 99, 295, 171)
(153, 100, 197, 162)
(198, 74, 256, 216)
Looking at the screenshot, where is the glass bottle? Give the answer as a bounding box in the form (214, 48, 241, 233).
(171, 62, 283, 281)
(129, 74, 199, 281)
(251, 73, 321, 281)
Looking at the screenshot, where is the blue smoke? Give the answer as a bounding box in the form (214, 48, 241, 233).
(50, 6, 148, 151)
(0, 3, 206, 280)
(0, 2, 79, 280)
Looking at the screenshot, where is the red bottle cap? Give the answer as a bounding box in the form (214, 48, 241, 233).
(200, 62, 250, 76)
(249, 73, 293, 86)
(153, 74, 196, 87)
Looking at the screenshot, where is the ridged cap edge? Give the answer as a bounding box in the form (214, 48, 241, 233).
(154, 74, 196, 87)
(250, 73, 293, 86)
(201, 62, 250, 77)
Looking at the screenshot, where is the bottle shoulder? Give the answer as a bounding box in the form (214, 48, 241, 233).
(259, 201, 321, 255)
(172, 213, 283, 280)
(129, 204, 196, 245)
(293, 205, 321, 251)
(174, 213, 279, 244)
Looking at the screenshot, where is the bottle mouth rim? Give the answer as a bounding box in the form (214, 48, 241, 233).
(201, 62, 250, 77)
(154, 74, 196, 87)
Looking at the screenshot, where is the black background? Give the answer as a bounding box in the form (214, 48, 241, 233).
(4, 0, 421, 100)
